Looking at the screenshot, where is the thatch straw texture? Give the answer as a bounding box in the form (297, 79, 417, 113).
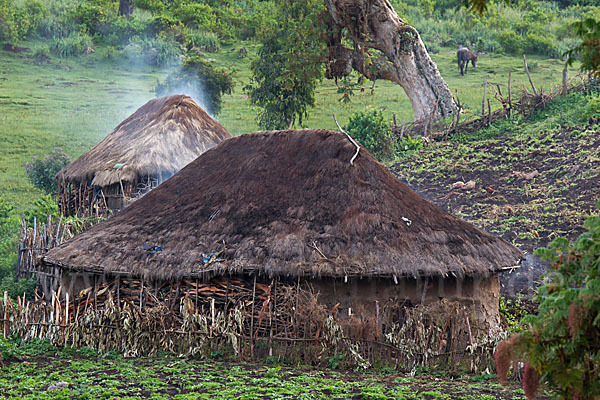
(57, 95, 231, 187)
(45, 130, 522, 280)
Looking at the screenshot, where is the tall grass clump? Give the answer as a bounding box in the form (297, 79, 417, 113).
(185, 29, 220, 53)
(124, 33, 182, 66)
(49, 30, 92, 57)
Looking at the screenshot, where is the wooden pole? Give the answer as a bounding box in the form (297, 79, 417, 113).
(270, 279, 277, 357)
(250, 275, 257, 358)
(139, 279, 144, 311)
(481, 76, 488, 116)
(3, 291, 7, 339)
(562, 59, 569, 95)
(116, 277, 120, 309)
(195, 278, 199, 311)
(508, 72, 512, 117)
(523, 54, 538, 95)
(224, 278, 230, 313)
(170, 280, 181, 311)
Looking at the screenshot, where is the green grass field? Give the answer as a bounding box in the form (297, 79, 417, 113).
(0, 41, 572, 211)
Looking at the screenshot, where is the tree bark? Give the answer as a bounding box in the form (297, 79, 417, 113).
(324, 0, 457, 121)
(118, 0, 134, 18)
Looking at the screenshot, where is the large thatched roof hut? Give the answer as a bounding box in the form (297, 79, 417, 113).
(57, 94, 231, 216)
(45, 129, 521, 329)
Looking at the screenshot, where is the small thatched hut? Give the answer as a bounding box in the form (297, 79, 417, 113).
(44, 130, 521, 329)
(57, 94, 231, 216)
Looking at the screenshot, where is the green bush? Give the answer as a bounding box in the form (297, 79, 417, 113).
(171, 3, 216, 28)
(0, 0, 46, 44)
(497, 30, 525, 54)
(66, 0, 115, 35)
(96, 14, 152, 45)
(50, 30, 92, 57)
(346, 109, 396, 161)
(156, 55, 234, 115)
(524, 32, 556, 55)
(583, 91, 600, 119)
(136, 0, 166, 13)
(23, 194, 59, 226)
(245, 36, 318, 130)
(148, 13, 182, 33)
(0, 195, 36, 300)
(24, 147, 71, 193)
(496, 201, 600, 399)
(566, 17, 600, 78)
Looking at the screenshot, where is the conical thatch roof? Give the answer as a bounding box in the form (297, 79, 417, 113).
(44, 130, 522, 280)
(57, 94, 231, 187)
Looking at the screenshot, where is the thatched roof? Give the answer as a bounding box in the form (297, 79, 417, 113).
(44, 130, 522, 281)
(57, 95, 231, 187)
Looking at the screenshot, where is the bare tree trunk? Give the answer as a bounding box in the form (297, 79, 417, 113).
(118, 0, 134, 18)
(324, 0, 457, 121)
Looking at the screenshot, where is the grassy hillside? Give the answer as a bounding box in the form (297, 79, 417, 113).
(0, 42, 572, 211)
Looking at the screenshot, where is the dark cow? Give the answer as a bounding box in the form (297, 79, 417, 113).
(457, 47, 478, 75)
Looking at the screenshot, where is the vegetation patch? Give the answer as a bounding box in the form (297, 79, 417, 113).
(0, 346, 537, 400)
(392, 87, 600, 257)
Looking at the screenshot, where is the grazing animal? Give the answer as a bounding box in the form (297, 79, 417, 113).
(457, 47, 478, 75)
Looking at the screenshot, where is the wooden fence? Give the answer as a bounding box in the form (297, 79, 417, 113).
(17, 214, 98, 298)
(0, 276, 506, 372)
(394, 66, 590, 141)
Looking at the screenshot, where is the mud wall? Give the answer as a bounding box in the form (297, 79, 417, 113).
(309, 274, 501, 329)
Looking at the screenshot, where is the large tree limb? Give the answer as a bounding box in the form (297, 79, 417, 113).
(324, 0, 457, 121)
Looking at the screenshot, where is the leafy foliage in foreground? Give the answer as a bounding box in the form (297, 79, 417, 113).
(566, 17, 600, 79)
(0, 347, 529, 399)
(496, 201, 600, 399)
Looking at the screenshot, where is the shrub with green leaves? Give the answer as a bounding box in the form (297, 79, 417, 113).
(566, 17, 600, 79)
(23, 194, 59, 226)
(0, 0, 46, 44)
(346, 109, 396, 161)
(495, 200, 600, 399)
(24, 147, 71, 194)
(245, 37, 318, 130)
(0, 196, 36, 300)
(156, 55, 233, 115)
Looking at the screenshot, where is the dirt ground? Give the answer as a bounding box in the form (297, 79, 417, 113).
(392, 118, 599, 299)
